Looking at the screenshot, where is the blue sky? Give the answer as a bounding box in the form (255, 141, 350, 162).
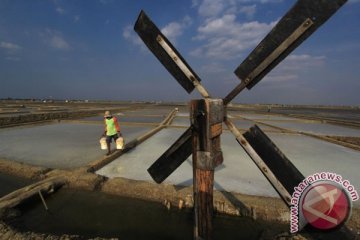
(0, 0, 359, 105)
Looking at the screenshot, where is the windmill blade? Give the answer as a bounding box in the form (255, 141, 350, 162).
(243, 125, 305, 195)
(225, 118, 304, 206)
(226, 119, 356, 237)
(224, 0, 347, 105)
(147, 127, 192, 183)
(134, 10, 210, 98)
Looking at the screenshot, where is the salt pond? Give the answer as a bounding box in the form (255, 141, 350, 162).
(6, 188, 287, 239)
(259, 121, 360, 137)
(0, 123, 151, 169)
(97, 129, 360, 207)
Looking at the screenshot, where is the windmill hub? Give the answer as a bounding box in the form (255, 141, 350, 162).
(191, 98, 224, 170)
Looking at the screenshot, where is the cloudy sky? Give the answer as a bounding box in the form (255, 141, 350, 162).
(1, 0, 359, 105)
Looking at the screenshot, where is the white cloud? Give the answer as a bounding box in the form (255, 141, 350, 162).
(161, 16, 192, 43)
(161, 22, 183, 41)
(264, 54, 326, 82)
(282, 54, 325, 70)
(197, 0, 282, 18)
(0, 41, 22, 50)
(5, 56, 21, 61)
(198, 0, 226, 18)
(191, 14, 277, 60)
(260, 0, 283, 3)
(264, 74, 298, 82)
(99, 0, 114, 4)
(123, 25, 143, 46)
(200, 62, 226, 74)
(190, 0, 286, 60)
(126, 15, 192, 47)
(74, 15, 80, 22)
(42, 29, 70, 50)
(239, 5, 256, 18)
(50, 36, 69, 49)
(56, 7, 65, 14)
(1, 41, 22, 61)
(192, 0, 200, 7)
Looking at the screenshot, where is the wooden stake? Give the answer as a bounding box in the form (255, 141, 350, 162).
(0, 176, 66, 210)
(193, 167, 214, 240)
(38, 190, 49, 211)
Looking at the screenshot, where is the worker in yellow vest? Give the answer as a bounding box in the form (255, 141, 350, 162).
(103, 110, 122, 155)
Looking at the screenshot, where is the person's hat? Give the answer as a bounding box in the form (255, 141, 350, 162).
(104, 111, 111, 117)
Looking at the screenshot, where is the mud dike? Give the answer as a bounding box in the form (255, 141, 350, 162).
(0, 101, 359, 239)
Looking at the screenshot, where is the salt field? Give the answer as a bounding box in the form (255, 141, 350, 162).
(259, 120, 360, 137)
(0, 101, 359, 239)
(81, 115, 165, 123)
(0, 123, 151, 169)
(229, 113, 299, 121)
(97, 130, 360, 207)
(2, 0, 360, 238)
(170, 116, 191, 127)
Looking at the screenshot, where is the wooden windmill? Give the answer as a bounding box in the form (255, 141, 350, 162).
(134, 0, 347, 239)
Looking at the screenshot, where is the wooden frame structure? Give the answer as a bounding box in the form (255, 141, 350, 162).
(133, 1, 347, 239)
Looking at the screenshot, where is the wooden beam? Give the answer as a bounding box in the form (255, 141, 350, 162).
(191, 99, 223, 240)
(0, 176, 66, 211)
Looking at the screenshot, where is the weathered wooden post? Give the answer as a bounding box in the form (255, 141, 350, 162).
(191, 99, 223, 239)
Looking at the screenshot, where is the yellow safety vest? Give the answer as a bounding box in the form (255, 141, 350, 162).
(105, 117, 118, 136)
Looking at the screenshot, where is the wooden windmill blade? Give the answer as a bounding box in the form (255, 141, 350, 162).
(224, 0, 347, 105)
(134, 10, 213, 184)
(243, 125, 305, 201)
(147, 127, 192, 183)
(225, 119, 355, 238)
(223, 0, 347, 201)
(134, 10, 210, 98)
(225, 118, 296, 206)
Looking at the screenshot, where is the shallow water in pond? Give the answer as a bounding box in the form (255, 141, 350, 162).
(0, 123, 150, 169)
(6, 189, 287, 239)
(0, 173, 33, 197)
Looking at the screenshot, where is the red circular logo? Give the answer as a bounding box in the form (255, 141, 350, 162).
(301, 182, 351, 230)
